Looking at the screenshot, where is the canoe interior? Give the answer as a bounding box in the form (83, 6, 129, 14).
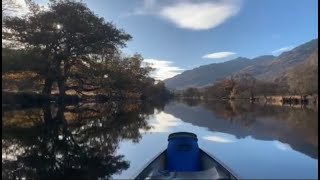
(134, 149, 238, 180)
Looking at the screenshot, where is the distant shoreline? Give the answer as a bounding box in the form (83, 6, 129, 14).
(174, 95, 318, 107)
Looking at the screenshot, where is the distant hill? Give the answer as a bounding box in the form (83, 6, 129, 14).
(164, 38, 318, 90)
(274, 49, 318, 85)
(238, 39, 318, 81)
(164, 56, 275, 90)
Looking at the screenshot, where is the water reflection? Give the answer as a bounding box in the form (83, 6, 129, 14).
(165, 100, 318, 159)
(2, 101, 163, 180)
(2, 99, 318, 179)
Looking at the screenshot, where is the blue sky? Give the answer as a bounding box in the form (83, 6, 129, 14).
(19, 0, 318, 80)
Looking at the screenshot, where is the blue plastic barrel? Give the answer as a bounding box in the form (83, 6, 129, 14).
(166, 132, 200, 172)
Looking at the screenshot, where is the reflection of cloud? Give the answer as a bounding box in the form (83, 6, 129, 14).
(2, 143, 25, 161)
(274, 141, 292, 151)
(203, 135, 234, 143)
(145, 112, 182, 133)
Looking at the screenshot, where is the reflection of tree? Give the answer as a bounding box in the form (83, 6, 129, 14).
(202, 100, 257, 126)
(180, 100, 318, 159)
(2, 102, 154, 179)
(207, 101, 318, 158)
(177, 98, 201, 107)
(204, 100, 317, 130)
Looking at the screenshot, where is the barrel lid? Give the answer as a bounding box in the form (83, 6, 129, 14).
(168, 132, 198, 141)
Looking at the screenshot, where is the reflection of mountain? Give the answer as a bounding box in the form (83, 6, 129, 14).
(2, 102, 156, 180)
(164, 101, 318, 159)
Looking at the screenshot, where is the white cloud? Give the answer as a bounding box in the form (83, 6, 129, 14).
(203, 135, 234, 143)
(124, 0, 241, 30)
(143, 59, 184, 80)
(159, 0, 241, 30)
(272, 45, 295, 55)
(274, 141, 292, 151)
(202, 51, 236, 59)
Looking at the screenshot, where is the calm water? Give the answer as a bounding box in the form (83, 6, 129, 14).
(2, 100, 318, 179)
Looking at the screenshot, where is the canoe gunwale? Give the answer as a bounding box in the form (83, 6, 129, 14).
(134, 148, 240, 180)
(133, 148, 166, 179)
(200, 149, 240, 179)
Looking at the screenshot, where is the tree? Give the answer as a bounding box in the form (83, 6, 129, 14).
(255, 80, 278, 99)
(142, 80, 173, 100)
(3, 0, 131, 98)
(287, 51, 318, 100)
(233, 73, 256, 99)
(183, 87, 201, 98)
(105, 54, 152, 93)
(204, 79, 234, 99)
(288, 68, 318, 100)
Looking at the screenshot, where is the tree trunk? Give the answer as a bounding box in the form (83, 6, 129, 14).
(57, 59, 66, 100)
(57, 78, 66, 99)
(56, 103, 66, 123)
(264, 95, 268, 102)
(250, 91, 255, 103)
(42, 77, 53, 96)
(43, 106, 52, 124)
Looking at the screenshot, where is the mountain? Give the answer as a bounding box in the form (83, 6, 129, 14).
(238, 39, 318, 81)
(274, 49, 318, 84)
(164, 38, 318, 90)
(164, 56, 275, 90)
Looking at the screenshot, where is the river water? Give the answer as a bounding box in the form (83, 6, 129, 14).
(2, 100, 318, 179)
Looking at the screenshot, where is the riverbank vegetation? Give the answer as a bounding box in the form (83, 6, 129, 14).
(175, 69, 318, 106)
(2, 0, 172, 105)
